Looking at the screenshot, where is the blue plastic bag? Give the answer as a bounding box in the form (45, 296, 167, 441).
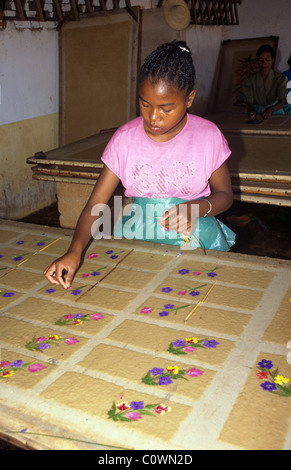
(113, 197, 235, 251)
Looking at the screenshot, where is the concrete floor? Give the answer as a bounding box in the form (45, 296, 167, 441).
(0, 219, 290, 450)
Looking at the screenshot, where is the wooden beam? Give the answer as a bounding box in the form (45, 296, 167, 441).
(35, 0, 45, 21)
(232, 0, 239, 24)
(217, 0, 224, 24)
(99, 0, 107, 10)
(210, 0, 219, 24)
(198, 0, 205, 24)
(190, 0, 197, 23)
(205, 0, 212, 24)
(14, 0, 26, 21)
(0, 5, 6, 29)
(125, 0, 138, 22)
(84, 0, 94, 14)
(53, 0, 63, 22)
(69, 0, 79, 20)
(227, 0, 234, 24)
(223, 0, 229, 24)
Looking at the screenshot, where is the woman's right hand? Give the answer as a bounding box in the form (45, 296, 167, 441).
(43, 251, 81, 289)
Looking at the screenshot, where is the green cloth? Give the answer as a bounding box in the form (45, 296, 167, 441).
(242, 70, 288, 107)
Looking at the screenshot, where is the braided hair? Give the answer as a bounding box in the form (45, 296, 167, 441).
(138, 41, 196, 96)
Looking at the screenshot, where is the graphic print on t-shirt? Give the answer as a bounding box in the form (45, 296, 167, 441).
(131, 161, 195, 198)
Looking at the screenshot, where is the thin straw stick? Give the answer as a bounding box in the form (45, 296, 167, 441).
(184, 280, 218, 322)
(0, 237, 64, 280)
(16, 237, 63, 267)
(75, 248, 134, 302)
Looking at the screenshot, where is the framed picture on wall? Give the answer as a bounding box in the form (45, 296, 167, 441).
(213, 36, 279, 113)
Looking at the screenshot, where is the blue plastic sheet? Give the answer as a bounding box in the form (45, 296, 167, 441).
(113, 197, 236, 251)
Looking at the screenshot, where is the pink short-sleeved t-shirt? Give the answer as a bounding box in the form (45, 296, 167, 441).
(101, 114, 231, 200)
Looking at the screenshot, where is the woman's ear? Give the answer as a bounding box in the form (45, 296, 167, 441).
(187, 89, 196, 108)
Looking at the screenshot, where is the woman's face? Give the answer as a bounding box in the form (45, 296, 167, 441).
(139, 79, 195, 142)
(257, 52, 274, 74)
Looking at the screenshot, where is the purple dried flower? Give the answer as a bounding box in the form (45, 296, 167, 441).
(159, 311, 169, 317)
(258, 360, 273, 370)
(130, 401, 144, 410)
(3, 292, 14, 298)
(46, 288, 55, 294)
(150, 368, 164, 376)
(71, 289, 82, 296)
(172, 340, 186, 347)
(179, 269, 190, 275)
(10, 360, 23, 368)
(203, 340, 219, 348)
(158, 376, 173, 385)
(260, 381, 277, 392)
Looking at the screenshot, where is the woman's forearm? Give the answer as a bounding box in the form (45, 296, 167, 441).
(67, 167, 120, 256)
(266, 98, 285, 113)
(67, 205, 97, 256)
(198, 190, 233, 218)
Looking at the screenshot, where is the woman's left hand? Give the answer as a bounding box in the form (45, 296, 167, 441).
(262, 108, 272, 120)
(159, 202, 197, 235)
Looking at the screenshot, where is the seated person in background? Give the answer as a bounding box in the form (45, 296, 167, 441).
(282, 53, 291, 81)
(242, 44, 288, 121)
(282, 53, 291, 115)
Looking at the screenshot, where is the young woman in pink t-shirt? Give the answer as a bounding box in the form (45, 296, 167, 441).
(44, 41, 235, 289)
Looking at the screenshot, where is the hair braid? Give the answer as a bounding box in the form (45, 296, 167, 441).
(138, 41, 196, 95)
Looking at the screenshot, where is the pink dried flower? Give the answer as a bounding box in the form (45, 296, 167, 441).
(36, 336, 47, 343)
(186, 368, 204, 377)
(178, 290, 187, 295)
(126, 412, 142, 421)
(28, 364, 47, 373)
(183, 346, 197, 353)
(0, 361, 10, 369)
(154, 404, 171, 415)
(91, 313, 104, 321)
(65, 337, 79, 345)
(88, 253, 98, 259)
(140, 307, 153, 314)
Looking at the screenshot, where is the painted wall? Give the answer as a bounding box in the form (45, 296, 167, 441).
(0, 21, 58, 220)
